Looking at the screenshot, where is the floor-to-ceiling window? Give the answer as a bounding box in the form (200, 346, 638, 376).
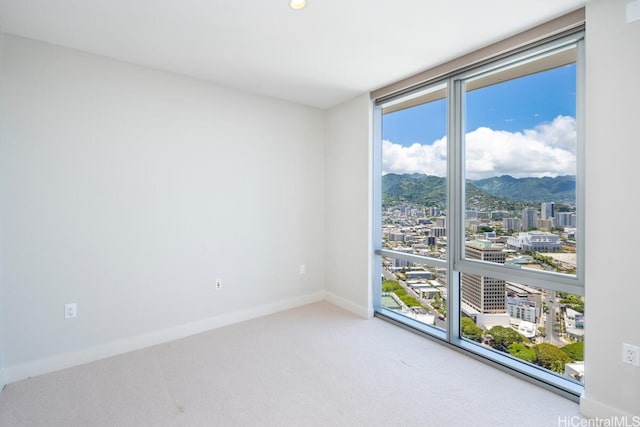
(376, 82, 449, 334)
(373, 27, 584, 398)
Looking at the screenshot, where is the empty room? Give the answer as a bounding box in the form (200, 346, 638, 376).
(0, 0, 638, 425)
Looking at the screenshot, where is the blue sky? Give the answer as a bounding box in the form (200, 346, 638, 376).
(383, 64, 575, 147)
(382, 64, 577, 179)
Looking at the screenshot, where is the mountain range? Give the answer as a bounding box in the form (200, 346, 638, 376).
(382, 173, 576, 211)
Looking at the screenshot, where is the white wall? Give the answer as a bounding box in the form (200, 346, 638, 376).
(324, 94, 373, 318)
(0, 35, 326, 381)
(581, 0, 640, 419)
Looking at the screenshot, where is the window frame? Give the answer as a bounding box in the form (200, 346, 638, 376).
(372, 30, 585, 399)
(451, 34, 585, 295)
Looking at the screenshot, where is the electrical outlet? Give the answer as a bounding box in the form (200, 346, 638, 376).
(622, 343, 640, 367)
(215, 279, 222, 290)
(64, 303, 77, 319)
(299, 264, 306, 275)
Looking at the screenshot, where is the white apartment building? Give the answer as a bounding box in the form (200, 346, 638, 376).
(507, 231, 562, 252)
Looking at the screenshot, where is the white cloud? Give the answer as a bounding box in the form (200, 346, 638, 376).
(382, 115, 576, 179)
(382, 136, 447, 177)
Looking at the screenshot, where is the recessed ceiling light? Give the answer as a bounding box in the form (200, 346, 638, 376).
(290, 0, 306, 10)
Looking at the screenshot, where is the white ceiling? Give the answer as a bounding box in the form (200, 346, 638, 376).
(0, 0, 588, 109)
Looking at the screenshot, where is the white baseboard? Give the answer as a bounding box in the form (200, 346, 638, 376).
(580, 393, 639, 420)
(325, 291, 373, 319)
(3, 291, 325, 385)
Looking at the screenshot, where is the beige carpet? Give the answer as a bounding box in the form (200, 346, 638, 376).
(0, 301, 582, 426)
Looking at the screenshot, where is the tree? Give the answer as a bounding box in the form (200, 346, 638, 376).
(461, 317, 483, 342)
(381, 279, 430, 313)
(560, 294, 584, 313)
(488, 326, 524, 351)
(394, 288, 408, 297)
(534, 343, 572, 373)
(432, 292, 446, 315)
(561, 342, 584, 361)
(399, 294, 423, 309)
(382, 280, 401, 293)
(508, 343, 537, 363)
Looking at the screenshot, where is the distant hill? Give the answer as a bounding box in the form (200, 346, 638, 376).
(382, 173, 575, 210)
(471, 175, 575, 203)
(382, 173, 446, 207)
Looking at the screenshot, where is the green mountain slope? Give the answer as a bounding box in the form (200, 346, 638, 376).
(382, 173, 576, 210)
(471, 175, 576, 203)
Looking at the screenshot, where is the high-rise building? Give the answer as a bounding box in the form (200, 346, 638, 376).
(461, 240, 507, 314)
(541, 202, 555, 221)
(556, 212, 577, 227)
(521, 207, 539, 230)
(502, 217, 521, 232)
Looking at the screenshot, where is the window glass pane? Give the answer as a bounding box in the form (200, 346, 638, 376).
(381, 257, 447, 331)
(381, 83, 448, 261)
(462, 49, 578, 277)
(374, 34, 584, 396)
(460, 276, 584, 383)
